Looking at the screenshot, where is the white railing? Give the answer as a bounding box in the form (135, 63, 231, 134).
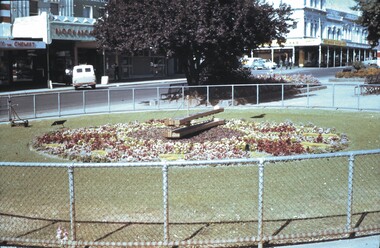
(1, 83, 379, 123)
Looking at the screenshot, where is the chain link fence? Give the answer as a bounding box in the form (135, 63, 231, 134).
(1, 150, 379, 247)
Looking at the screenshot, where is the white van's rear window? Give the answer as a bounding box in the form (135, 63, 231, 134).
(85, 68, 91, 72)
(77, 68, 83, 73)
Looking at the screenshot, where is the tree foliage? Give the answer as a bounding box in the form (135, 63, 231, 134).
(353, 0, 380, 47)
(94, 0, 292, 85)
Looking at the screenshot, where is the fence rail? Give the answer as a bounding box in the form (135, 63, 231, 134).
(1, 83, 379, 123)
(1, 149, 379, 247)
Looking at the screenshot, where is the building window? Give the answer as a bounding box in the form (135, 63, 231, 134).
(30, 0, 38, 16)
(310, 23, 314, 37)
(292, 21, 298, 29)
(83, 6, 93, 18)
(321, 0, 325, 9)
(327, 27, 331, 39)
(50, 3, 59, 15)
(97, 6, 106, 18)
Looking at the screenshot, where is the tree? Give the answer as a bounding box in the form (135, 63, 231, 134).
(94, 0, 292, 85)
(352, 0, 380, 47)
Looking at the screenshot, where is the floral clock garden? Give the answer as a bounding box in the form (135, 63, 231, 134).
(32, 118, 349, 162)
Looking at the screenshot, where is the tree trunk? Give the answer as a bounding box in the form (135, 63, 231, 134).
(182, 56, 200, 86)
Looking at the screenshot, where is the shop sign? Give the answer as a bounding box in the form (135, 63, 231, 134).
(268, 38, 321, 47)
(86, 0, 107, 2)
(323, 39, 347, 47)
(51, 24, 96, 41)
(55, 28, 94, 36)
(0, 40, 46, 49)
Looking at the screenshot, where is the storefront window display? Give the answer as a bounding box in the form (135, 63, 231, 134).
(0, 51, 10, 85)
(12, 51, 34, 82)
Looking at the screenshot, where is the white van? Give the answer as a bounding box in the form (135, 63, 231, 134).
(72, 64, 96, 89)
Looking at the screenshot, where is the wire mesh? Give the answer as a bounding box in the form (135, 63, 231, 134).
(352, 153, 380, 235)
(0, 166, 69, 241)
(0, 151, 379, 247)
(167, 164, 259, 242)
(263, 157, 352, 238)
(73, 166, 163, 243)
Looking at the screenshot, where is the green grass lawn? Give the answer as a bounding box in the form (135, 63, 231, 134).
(0, 109, 379, 244)
(1, 109, 379, 162)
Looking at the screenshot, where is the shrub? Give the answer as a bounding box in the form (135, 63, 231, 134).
(335, 67, 380, 78)
(352, 61, 365, 71)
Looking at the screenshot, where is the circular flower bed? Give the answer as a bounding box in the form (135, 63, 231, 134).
(32, 119, 349, 162)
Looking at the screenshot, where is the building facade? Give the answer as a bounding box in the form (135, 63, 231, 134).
(256, 0, 377, 67)
(0, 0, 180, 89)
(0, 0, 107, 87)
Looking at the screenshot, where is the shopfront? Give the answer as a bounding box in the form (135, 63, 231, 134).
(256, 38, 376, 68)
(0, 40, 46, 87)
(105, 50, 171, 82)
(49, 16, 103, 83)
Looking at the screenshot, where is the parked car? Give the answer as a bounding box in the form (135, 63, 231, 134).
(241, 57, 262, 69)
(252, 59, 265, 70)
(362, 58, 379, 68)
(262, 59, 277, 69)
(72, 64, 96, 90)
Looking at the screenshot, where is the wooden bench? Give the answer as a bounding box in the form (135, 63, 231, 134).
(160, 83, 188, 100)
(164, 119, 225, 139)
(165, 107, 224, 127)
(164, 107, 225, 139)
(342, 67, 352, 72)
(356, 74, 380, 95)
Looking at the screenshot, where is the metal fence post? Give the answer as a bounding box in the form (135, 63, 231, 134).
(256, 84, 259, 105)
(108, 89, 111, 113)
(58, 92, 61, 117)
(7, 95, 11, 121)
(162, 163, 169, 244)
(346, 154, 355, 235)
(33, 94, 36, 118)
(68, 164, 77, 241)
(132, 88, 136, 111)
(332, 84, 335, 108)
(182, 86, 185, 105)
(307, 83, 310, 108)
(82, 91, 86, 114)
(207, 86, 210, 106)
(231, 85, 235, 107)
(281, 84, 285, 107)
(356, 85, 361, 110)
(157, 87, 160, 109)
(258, 158, 265, 248)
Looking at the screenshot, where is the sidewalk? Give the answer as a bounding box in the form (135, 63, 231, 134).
(275, 235, 380, 248)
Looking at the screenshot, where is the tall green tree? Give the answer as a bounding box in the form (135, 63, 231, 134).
(94, 0, 292, 85)
(353, 0, 380, 47)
